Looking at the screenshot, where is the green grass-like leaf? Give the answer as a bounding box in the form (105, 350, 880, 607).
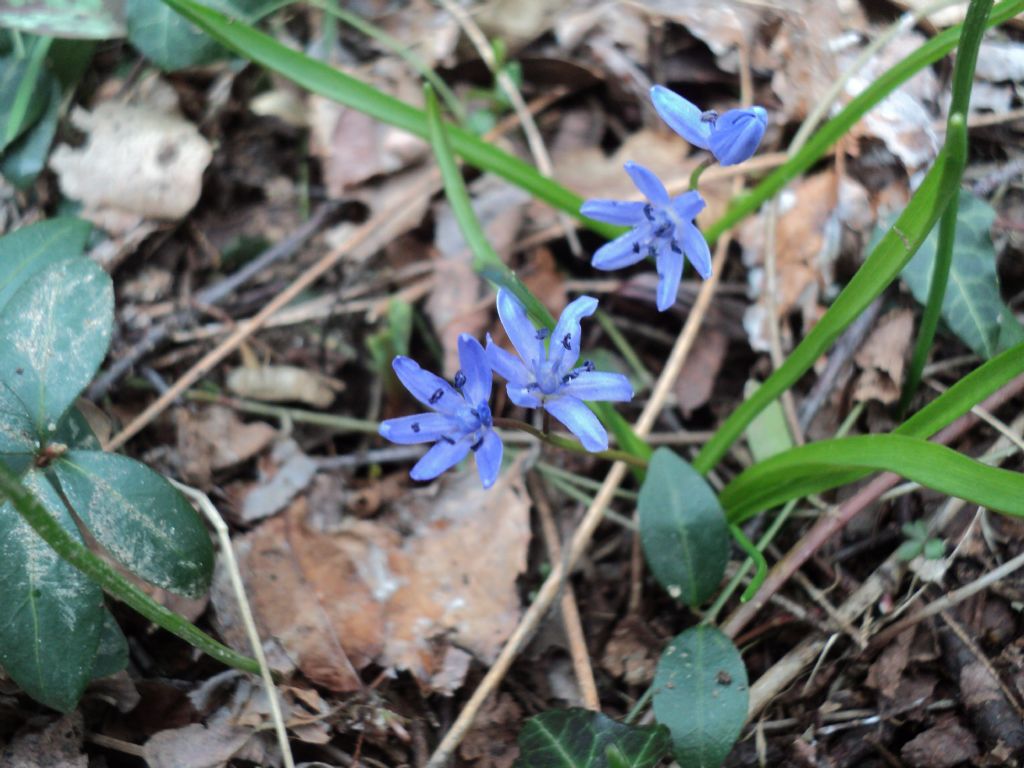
(721, 434, 1024, 523)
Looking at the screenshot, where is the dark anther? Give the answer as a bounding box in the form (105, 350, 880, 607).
(441, 434, 456, 445)
(670, 239, 682, 254)
(561, 333, 572, 351)
(654, 223, 671, 238)
(583, 359, 595, 372)
(700, 109, 719, 124)
(429, 388, 444, 404)
(535, 328, 550, 340)
(471, 437, 484, 452)
(526, 382, 541, 391)
(411, 422, 421, 433)
(647, 245, 658, 259)
(643, 204, 654, 222)
(632, 241, 641, 254)
(453, 370, 466, 389)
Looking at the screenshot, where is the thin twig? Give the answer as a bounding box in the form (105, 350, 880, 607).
(528, 472, 600, 710)
(171, 481, 295, 768)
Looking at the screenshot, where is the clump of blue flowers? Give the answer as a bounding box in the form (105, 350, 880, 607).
(380, 85, 766, 488)
(581, 85, 767, 312)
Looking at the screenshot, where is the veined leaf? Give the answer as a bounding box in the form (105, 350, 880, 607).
(0, 470, 104, 712)
(652, 627, 748, 768)
(0, 0, 126, 39)
(638, 449, 728, 606)
(721, 434, 1024, 523)
(53, 451, 214, 597)
(90, 610, 129, 679)
(901, 190, 1023, 358)
(0, 257, 112, 436)
(515, 708, 670, 768)
(0, 217, 91, 311)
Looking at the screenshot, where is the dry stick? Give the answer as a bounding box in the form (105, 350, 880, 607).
(435, 0, 584, 258)
(87, 200, 343, 401)
(426, 203, 743, 768)
(527, 472, 600, 711)
(171, 481, 295, 768)
(721, 372, 1024, 641)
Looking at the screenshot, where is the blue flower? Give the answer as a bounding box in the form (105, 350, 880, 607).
(581, 161, 711, 311)
(651, 85, 767, 166)
(379, 334, 502, 488)
(486, 289, 633, 452)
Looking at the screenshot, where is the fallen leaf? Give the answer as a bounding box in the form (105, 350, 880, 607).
(901, 719, 979, 768)
(213, 460, 531, 693)
(852, 308, 914, 405)
(674, 327, 728, 416)
(600, 616, 661, 686)
(49, 102, 212, 226)
(459, 693, 523, 768)
(144, 722, 253, 768)
(236, 439, 319, 524)
(175, 405, 277, 486)
(4, 713, 86, 768)
(866, 628, 914, 699)
(227, 365, 343, 408)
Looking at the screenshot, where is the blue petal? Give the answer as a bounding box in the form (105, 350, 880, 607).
(709, 107, 767, 166)
(486, 334, 531, 386)
(410, 436, 471, 482)
(392, 357, 461, 414)
(507, 384, 542, 409)
(670, 190, 706, 222)
(680, 220, 712, 280)
(624, 161, 669, 206)
(550, 294, 598, 374)
(457, 334, 491, 404)
(580, 198, 647, 226)
(379, 412, 457, 444)
(543, 396, 608, 452)
(651, 85, 711, 150)
(473, 430, 503, 488)
(562, 372, 633, 403)
(654, 244, 683, 312)
(592, 230, 648, 270)
(496, 289, 541, 367)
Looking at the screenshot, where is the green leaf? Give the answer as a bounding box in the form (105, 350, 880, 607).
(901, 191, 1020, 358)
(895, 539, 924, 562)
(53, 450, 214, 597)
(0, 0, 126, 39)
(0, 217, 91, 311)
(652, 626, 748, 768)
(90, 610, 129, 679)
(742, 380, 793, 463)
(125, 0, 225, 71)
(515, 708, 670, 768)
(0, 470, 104, 712)
(923, 538, 945, 560)
(0, 49, 53, 152)
(721, 434, 1024, 523)
(638, 448, 728, 606)
(1, 77, 60, 188)
(0, 257, 113, 434)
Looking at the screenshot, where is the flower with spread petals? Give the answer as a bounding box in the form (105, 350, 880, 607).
(486, 289, 633, 452)
(651, 85, 767, 166)
(581, 161, 711, 311)
(379, 334, 502, 488)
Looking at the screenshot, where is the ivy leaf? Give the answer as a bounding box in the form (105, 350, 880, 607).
(0, 258, 112, 436)
(90, 610, 129, 679)
(0, 217, 91, 312)
(638, 448, 729, 606)
(0, 470, 104, 712)
(652, 627, 748, 768)
(53, 450, 214, 597)
(515, 708, 670, 768)
(901, 191, 1023, 358)
(0, 0, 126, 39)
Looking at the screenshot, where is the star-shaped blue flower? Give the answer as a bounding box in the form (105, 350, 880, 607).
(581, 161, 711, 311)
(379, 334, 502, 488)
(651, 85, 767, 166)
(486, 289, 633, 452)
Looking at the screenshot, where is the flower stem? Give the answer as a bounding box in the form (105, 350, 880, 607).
(689, 157, 715, 190)
(494, 417, 648, 468)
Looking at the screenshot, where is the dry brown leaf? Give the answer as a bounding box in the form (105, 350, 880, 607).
(429, 175, 530, 376)
(976, 41, 1024, 83)
(378, 0, 461, 68)
(901, 719, 979, 768)
(852, 309, 914, 405)
(866, 628, 914, 700)
(600, 616, 661, 686)
(213, 461, 530, 693)
(144, 722, 254, 768)
(740, 171, 839, 352)
(459, 693, 523, 768)
(175, 405, 277, 486)
(236, 439, 319, 524)
(49, 102, 211, 227)
(674, 327, 728, 416)
(226, 365, 343, 408)
(4, 713, 86, 768)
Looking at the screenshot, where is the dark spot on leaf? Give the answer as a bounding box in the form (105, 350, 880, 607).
(717, 670, 732, 686)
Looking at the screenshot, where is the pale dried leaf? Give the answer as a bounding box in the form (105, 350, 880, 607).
(853, 309, 913, 405)
(238, 439, 318, 523)
(5, 713, 86, 768)
(227, 365, 342, 408)
(674, 327, 728, 416)
(144, 722, 253, 768)
(175, 405, 277, 486)
(49, 103, 211, 224)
